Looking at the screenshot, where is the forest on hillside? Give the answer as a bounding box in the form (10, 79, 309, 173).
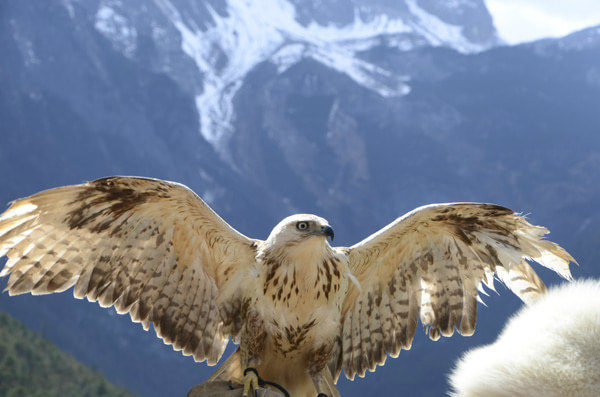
(0, 311, 133, 397)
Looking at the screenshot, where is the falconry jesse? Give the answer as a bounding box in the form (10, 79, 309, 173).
(0, 176, 575, 396)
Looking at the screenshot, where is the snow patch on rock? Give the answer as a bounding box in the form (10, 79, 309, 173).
(95, 5, 138, 57)
(98, 0, 495, 155)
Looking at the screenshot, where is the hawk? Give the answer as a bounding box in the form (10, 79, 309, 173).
(0, 176, 575, 397)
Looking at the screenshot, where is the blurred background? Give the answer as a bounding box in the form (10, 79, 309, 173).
(1, 0, 599, 396)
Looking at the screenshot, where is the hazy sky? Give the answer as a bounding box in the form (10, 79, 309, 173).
(485, 0, 600, 44)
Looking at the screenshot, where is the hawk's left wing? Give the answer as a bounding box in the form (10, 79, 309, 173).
(0, 176, 259, 365)
(331, 203, 575, 381)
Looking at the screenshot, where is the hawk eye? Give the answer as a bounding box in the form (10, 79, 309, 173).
(296, 221, 309, 231)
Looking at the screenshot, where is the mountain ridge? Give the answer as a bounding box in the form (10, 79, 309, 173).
(87, 0, 500, 156)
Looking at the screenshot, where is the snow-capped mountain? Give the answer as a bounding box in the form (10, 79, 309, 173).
(90, 0, 500, 155)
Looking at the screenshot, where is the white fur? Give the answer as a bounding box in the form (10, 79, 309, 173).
(449, 279, 600, 397)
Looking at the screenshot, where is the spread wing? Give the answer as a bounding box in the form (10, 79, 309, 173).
(0, 176, 259, 365)
(331, 203, 575, 381)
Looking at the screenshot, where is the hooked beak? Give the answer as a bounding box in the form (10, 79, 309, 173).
(320, 225, 334, 242)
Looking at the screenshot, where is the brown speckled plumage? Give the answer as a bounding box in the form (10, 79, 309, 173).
(0, 177, 255, 365)
(0, 178, 576, 397)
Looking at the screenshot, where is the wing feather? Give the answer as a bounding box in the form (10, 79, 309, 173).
(0, 176, 258, 364)
(335, 203, 575, 380)
(379, 288, 395, 357)
(173, 267, 202, 351)
(357, 297, 369, 376)
(162, 263, 193, 344)
(351, 299, 362, 379)
(341, 311, 353, 378)
(367, 288, 385, 370)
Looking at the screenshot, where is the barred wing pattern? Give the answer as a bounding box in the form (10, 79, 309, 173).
(334, 203, 575, 380)
(0, 177, 258, 365)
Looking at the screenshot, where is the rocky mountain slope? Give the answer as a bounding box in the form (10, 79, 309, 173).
(1, 1, 599, 396)
(79, 0, 500, 156)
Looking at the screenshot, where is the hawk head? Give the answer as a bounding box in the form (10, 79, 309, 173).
(266, 214, 334, 247)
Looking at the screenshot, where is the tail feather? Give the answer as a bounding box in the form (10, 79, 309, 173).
(206, 348, 243, 382)
(322, 368, 341, 397)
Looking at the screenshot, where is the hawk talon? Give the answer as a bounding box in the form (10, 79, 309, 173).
(242, 367, 260, 397)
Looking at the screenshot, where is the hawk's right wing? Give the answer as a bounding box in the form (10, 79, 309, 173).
(332, 203, 575, 380)
(0, 176, 259, 364)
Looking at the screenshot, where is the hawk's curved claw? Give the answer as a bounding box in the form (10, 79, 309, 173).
(242, 368, 259, 397)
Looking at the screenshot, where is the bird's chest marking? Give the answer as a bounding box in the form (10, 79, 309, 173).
(259, 254, 344, 356)
(271, 318, 317, 356)
(262, 258, 299, 304)
(262, 257, 343, 303)
(315, 257, 342, 300)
